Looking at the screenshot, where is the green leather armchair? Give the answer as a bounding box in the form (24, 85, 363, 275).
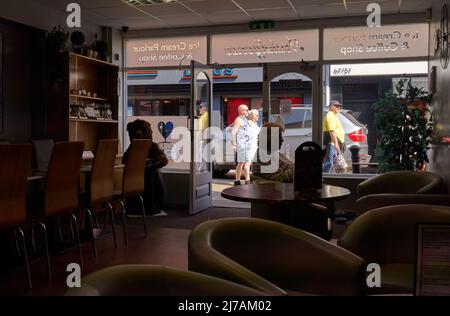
(355, 171, 444, 216)
(338, 204, 450, 295)
(188, 218, 366, 296)
(65, 264, 267, 296)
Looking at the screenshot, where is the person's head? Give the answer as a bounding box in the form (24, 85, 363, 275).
(198, 104, 207, 115)
(126, 119, 153, 141)
(238, 104, 249, 118)
(329, 100, 342, 114)
(260, 122, 285, 153)
(248, 109, 259, 122)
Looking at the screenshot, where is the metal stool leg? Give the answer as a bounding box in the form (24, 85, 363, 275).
(119, 200, 128, 245)
(31, 223, 37, 254)
(16, 227, 32, 289)
(57, 217, 63, 242)
(85, 208, 97, 258)
(38, 221, 52, 280)
(69, 215, 75, 243)
(13, 229, 21, 257)
(106, 202, 118, 249)
(70, 213, 83, 267)
(138, 194, 148, 238)
(93, 211, 100, 228)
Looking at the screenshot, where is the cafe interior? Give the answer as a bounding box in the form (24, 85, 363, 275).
(1, 0, 450, 297)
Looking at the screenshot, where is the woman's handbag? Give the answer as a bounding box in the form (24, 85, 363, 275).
(333, 150, 348, 173)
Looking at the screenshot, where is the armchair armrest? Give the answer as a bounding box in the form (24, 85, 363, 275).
(189, 219, 366, 295)
(355, 194, 450, 216)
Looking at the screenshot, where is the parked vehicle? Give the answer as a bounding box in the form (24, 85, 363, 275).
(212, 106, 370, 175)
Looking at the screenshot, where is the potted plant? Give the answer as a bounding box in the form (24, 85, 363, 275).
(94, 39, 109, 61)
(70, 30, 85, 54)
(46, 25, 68, 53)
(372, 78, 433, 172)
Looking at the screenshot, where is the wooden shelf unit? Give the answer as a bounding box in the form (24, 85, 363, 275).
(69, 94, 109, 101)
(47, 52, 119, 152)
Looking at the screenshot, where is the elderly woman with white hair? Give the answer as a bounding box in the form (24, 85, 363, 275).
(231, 104, 251, 185)
(247, 109, 260, 163)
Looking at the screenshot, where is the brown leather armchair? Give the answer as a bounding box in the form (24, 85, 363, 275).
(188, 218, 366, 296)
(65, 264, 267, 296)
(338, 204, 450, 294)
(355, 171, 444, 216)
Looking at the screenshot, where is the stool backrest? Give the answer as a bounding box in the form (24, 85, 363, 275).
(32, 139, 54, 171)
(91, 139, 118, 205)
(0, 144, 32, 229)
(44, 142, 84, 217)
(122, 139, 151, 197)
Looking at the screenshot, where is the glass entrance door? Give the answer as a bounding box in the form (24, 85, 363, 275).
(189, 60, 213, 214)
(264, 63, 320, 161)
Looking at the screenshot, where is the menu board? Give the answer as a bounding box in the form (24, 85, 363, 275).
(415, 224, 450, 296)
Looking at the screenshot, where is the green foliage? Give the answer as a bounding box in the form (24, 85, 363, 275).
(372, 78, 433, 173)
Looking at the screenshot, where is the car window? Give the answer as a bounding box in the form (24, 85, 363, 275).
(340, 110, 365, 128)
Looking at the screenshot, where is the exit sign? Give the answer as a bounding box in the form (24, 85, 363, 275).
(249, 20, 275, 30)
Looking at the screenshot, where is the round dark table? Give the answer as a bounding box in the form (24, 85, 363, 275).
(222, 183, 350, 240)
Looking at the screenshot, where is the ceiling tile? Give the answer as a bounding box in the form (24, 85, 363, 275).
(162, 13, 210, 26)
(180, 0, 240, 13)
(234, 0, 290, 10)
(291, 0, 342, 6)
(100, 17, 167, 29)
(247, 8, 298, 20)
(34, 0, 125, 10)
(90, 5, 148, 18)
(206, 11, 251, 24)
(296, 4, 346, 18)
(346, 0, 399, 14)
(139, 2, 192, 15)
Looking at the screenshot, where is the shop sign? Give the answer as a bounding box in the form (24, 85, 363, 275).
(323, 23, 429, 61)
(127, 69, 158, 79)
(125, 36, 207, 68)
(211, 29, 319, 64)
(330, 61, 428, 77)
(181, 68, 237, 80)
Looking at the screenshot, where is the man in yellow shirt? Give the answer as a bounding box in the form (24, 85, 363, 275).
(198, 104, 209, 130)
(322, 100, 345, 172)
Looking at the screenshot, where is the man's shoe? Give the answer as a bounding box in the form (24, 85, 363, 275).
(234, 180, 241, 186)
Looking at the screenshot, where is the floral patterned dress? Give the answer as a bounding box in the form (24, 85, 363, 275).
(236, 116, 252, 163)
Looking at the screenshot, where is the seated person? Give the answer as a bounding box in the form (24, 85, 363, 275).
(252, 122, 293, 183)
(123, 119, 168, 215)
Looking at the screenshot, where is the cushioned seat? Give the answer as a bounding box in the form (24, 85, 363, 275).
(355, 171, 444, 216)
(355, 193, 450, 216)
(338, 204, 450, 294)
(189, 217, 365, 296)
(65, 264, 267, 296)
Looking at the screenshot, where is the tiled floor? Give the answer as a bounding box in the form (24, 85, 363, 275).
(0, 224, 191, 296)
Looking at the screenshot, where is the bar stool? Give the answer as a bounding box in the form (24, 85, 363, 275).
(114, 139, 151, 244)
(0, 144, 33, 288)
(84, 139, 119, 257)
(31, 141, 84, 279)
